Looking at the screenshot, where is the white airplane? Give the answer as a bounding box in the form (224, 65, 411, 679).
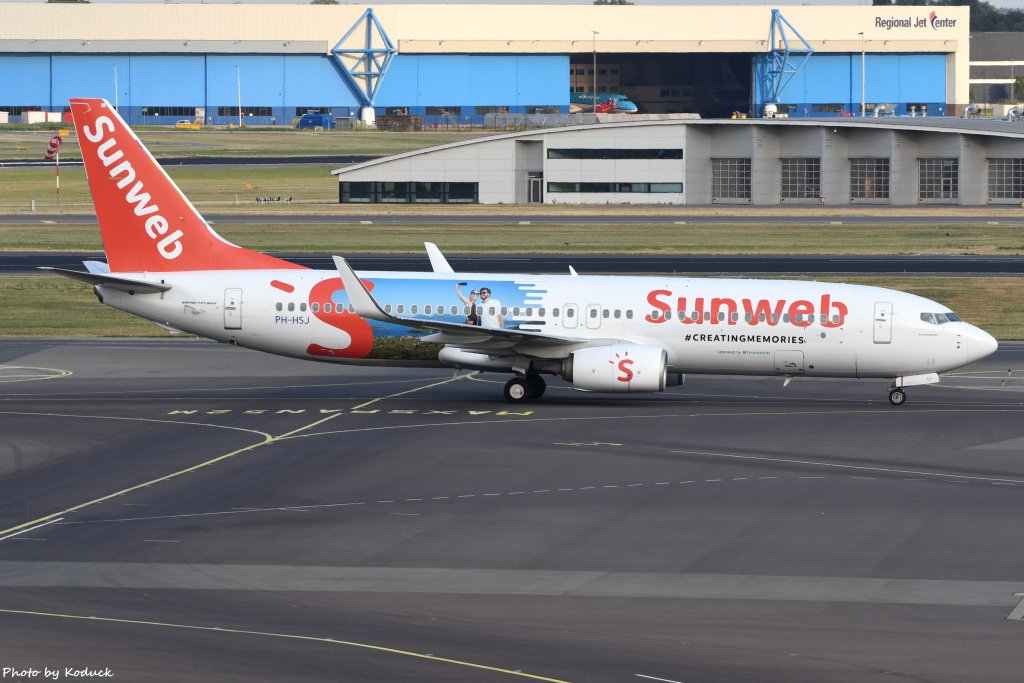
(45, 98, 997, 406)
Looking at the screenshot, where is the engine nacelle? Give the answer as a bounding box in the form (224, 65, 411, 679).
(565, 344, 667, 393)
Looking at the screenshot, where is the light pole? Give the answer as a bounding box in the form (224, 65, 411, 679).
(236, 66, 242, 128)
(113, 64, 118, 112)
(592, 30, 599, 114)
(858, 32, 865, 117)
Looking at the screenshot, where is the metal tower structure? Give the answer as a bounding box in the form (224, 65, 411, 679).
(764, 9, 814, 105)
(331, 8, 396, 125)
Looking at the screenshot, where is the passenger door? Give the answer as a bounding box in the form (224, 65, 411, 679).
(873, 301, 892, 344)
(224, 288, 242, 330)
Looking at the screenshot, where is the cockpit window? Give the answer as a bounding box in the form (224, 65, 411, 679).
(921, 312, 961, 325)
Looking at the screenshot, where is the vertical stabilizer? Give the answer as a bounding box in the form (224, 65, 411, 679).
(69, 98, 302, 273)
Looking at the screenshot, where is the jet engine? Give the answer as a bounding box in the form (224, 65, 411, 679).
(564, 344, 667, 393)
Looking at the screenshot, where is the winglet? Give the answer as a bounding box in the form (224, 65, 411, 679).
(569, 265, 579, 276)
(424, 242, 454, 273)
(332, 255, 392, 323)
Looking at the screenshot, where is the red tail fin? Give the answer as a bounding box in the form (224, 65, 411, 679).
(69, 98, 302, 272)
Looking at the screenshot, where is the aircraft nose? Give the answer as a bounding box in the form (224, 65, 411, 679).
(965, 325, 998, 363)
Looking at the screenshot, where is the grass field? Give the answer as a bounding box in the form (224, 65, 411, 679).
(3, 274, 1022, 340)
(3, 220, 1023, 255)
(0, 165, 339, 212)
(0, 127, 488, 161)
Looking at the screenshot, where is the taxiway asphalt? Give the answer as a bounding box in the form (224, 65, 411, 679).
(6, 252, 1024, 276)
(2, 339, 1024, 682)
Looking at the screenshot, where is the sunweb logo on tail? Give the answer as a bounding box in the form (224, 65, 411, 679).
(83, 115, 183, 260)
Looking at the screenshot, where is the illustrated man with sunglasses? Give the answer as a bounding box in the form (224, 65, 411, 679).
(477, 287, 504, 328)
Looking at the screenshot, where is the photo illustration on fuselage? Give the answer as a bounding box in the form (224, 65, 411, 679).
(45, 97, 998, 406)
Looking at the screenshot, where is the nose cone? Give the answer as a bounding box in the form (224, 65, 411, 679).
(965, 325, 998, 363)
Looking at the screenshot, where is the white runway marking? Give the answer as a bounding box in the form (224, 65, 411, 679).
(0, 518, 64, 543)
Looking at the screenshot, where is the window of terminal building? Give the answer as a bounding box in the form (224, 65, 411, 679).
(547, 149, 683, 160)
(379, 182, 411, 203)
(0, 106, 45, 116)
(850, 158, 890, 201)
(446, 183, 478, 203)
(295, 107, 332, 116)
(218, 106, 272, 117)
(425, 107, 462, 117)
(547, 182, 682, 193)
(812, 103, 846, 114)
(475, 106, 509, 115)
(339, 182, 478, 204)
(918, 158, 959, 201)
(711, 158, 752, 202)
(780, 158, 822, 201)
(141, 107, 197, 118)
(341, 182, 375, 203)
(987, 158, 1024, 200)
(527, 106, 560, 114)
(412, 182, 444, 203)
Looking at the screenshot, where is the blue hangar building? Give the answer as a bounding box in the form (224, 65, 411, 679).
(0, 4, 970, 125)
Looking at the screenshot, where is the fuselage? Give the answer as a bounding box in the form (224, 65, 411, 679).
(96, 268, 996, 379)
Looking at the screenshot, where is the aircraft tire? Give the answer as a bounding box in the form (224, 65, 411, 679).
(888, 388, 907, 406)
(504, 377, 531, 403)
(526, 374, 546, 399)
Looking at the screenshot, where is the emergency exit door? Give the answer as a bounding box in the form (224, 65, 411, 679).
(224, 288, 242, 330)
(873, 301, 892, 344)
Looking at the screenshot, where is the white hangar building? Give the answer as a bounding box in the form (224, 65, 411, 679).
(332, 118, 1024, 206)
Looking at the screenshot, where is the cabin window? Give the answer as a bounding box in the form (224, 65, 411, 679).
(602, 309, 610, 319)
(731, 312, 739, 323)
(770, 313, 779, 323)
(451, 305, 458, 315)
(718, 312, 725, 322)
(397, 305, 405, 314)
(501, 307, 508, 316)
(385, 304, 392, 313)
(275, 302, 282, 311)
(820, 314, 827, 324)
(476, 306, 484, 316)
(566, 308, 574, 318)
(348, 304, 355, 313)
(525, 308, 533, 317)
(287, 302, 295, 312)
(832, 315, 840, 324)
(590, 308, 598, 319)
(513, 307, 520, 317)
(784, 314, 791, 323)
(300, 303, 307, 312)
(425, 305, 432, 315)
(626, 310, 634, 320)
(325, 303, 333, 313)
(758, 313, 766, 323)
(550, 308, 557, 317)
(650, 310, 661, 321)
(411, 305, 418, 314)
(311, 303, 320, 313)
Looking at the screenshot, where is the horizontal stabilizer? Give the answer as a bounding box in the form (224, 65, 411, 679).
(39, 267, 171, 294)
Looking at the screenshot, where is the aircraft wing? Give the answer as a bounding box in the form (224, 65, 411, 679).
(39, 267, 172, 294)
(333, 256, 589, 350)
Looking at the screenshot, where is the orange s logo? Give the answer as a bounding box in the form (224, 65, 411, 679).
(609, 351, 634, 382)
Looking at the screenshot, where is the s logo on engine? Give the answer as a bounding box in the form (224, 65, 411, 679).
(609, 352, 634, 382)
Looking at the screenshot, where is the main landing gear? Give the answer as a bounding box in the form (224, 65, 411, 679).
(504, 374, 546, 403)
(888, 387, 907, 406)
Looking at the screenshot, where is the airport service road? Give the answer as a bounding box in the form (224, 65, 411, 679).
(5, 252, 1024, 276)
(3, 213, 1024, 226)
(2, 339, 1024, 683)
